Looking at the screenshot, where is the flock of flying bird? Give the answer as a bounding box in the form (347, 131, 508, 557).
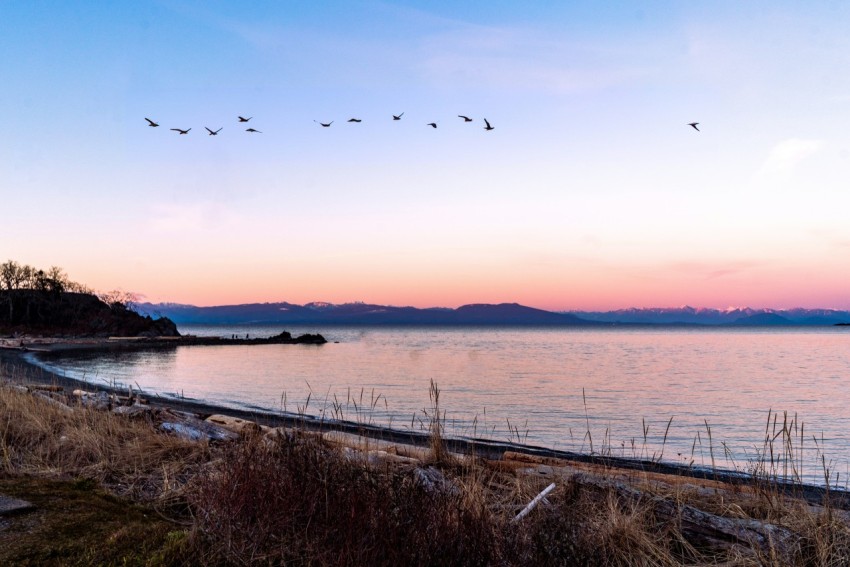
(143, 113, 497, 135)
(146, 115, 702, 135)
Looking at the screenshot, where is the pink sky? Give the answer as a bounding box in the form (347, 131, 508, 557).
(3, 2, 849, 311)
(59, 250, 850, 311)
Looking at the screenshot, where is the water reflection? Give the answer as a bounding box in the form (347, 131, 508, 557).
(32, 326, 850, 485)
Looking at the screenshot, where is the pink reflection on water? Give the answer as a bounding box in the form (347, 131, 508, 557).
(41, 327, 850, 485)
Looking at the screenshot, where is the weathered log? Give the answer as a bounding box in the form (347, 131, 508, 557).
(571, 474, 796, 557)
(30, 384, 64, 392)
(158, 411, 238, 442)
(205, 414, 262, 435)
(323, 430, 469, 463)
(77, 391, 112, 410)
(112, 403, 153, 418)
(32, 391, 73, 412)
(512, 483, 556, 523)
(414, 466, 459, 495)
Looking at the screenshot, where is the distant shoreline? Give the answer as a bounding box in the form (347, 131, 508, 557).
(137, 300, 850, 327)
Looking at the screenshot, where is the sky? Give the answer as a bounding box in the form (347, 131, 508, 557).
(2, 1, 850, 310)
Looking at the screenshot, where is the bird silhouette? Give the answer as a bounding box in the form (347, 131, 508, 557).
(393, 112, 404, 121)
(170, 128, 191, 135)
(314, 120, 333, 127)
(348, 118, 362, 123)
(145, 118, 159, 127)
(458, 115, 473, 122)
(483, 119, 494, 131)
(246, 128, 262, 133)
(205, 127, 222, 136)
(238, 116, 252, 122)
(688, 122, 700, 131)
(427, 122, 437, 128)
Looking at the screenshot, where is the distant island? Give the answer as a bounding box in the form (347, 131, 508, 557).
(135, 301, 850, 327)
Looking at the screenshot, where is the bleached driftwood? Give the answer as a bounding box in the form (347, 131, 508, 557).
(159, 412, 238, 442)
(512, 483, 556, 523)
(205, 414, 262, 435)
(322, 431, 469, 464)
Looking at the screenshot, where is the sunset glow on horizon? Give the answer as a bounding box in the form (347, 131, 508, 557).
(3, 2, 849, 311)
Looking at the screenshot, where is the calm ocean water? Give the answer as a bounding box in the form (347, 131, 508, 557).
(30, 326, 850, 485)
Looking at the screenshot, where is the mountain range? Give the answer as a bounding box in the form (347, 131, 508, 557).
(134, 302, 850, 327)
(573, 306, 850, 326)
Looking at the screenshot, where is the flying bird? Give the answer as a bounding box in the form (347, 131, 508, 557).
(145, 118, 159, 127)
(458, 115, 473, 122)
(348, 118, 362, 123)
(688, 122, 700, 131)
(314, 120, 333, 127)
(205, 127, 222, 136)
(238, 116, 252, 122)
(246, 128, 262, 133)
(483, 118, 494, 131)
(170, 128, 191, 135)
(393, 112, 404, 121)
(427, 122, 437, 128)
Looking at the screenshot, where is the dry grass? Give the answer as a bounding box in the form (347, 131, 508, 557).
(189, 432, 500, 566)
(0, 379, 209, 505)
(3, 375, 850, 566)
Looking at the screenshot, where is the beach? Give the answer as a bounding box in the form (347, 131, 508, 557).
(4, 338, 850, 564)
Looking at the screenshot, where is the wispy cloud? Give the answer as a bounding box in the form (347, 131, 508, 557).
(148, 201, 242, 233)
(666, 260, 762, 280)
(808, 228, 850, 250)
(754, 138, 823, 184)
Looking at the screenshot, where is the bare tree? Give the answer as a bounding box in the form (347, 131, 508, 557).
(98, 290, 140, 312)
(0, 260, 28, 321)
(1, 260, 85, 325)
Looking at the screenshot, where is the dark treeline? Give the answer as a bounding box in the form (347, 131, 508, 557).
(0, 260, 177, 337)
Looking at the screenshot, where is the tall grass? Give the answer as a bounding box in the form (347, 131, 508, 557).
(4, 368, 850, 565)
(0, 382, 208, 507)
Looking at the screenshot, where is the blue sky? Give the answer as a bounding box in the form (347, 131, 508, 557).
(2, 1, 849, 309)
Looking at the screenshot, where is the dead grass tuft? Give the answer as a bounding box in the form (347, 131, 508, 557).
(4, 373, 850, 566)
(189, 431, 502, 566)
(0, 381, 208, 504)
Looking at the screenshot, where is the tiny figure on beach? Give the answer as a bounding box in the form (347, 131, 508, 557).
(245, 333, 249, 339)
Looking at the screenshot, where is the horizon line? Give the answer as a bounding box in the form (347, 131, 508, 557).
(136, 299, 850, 313)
